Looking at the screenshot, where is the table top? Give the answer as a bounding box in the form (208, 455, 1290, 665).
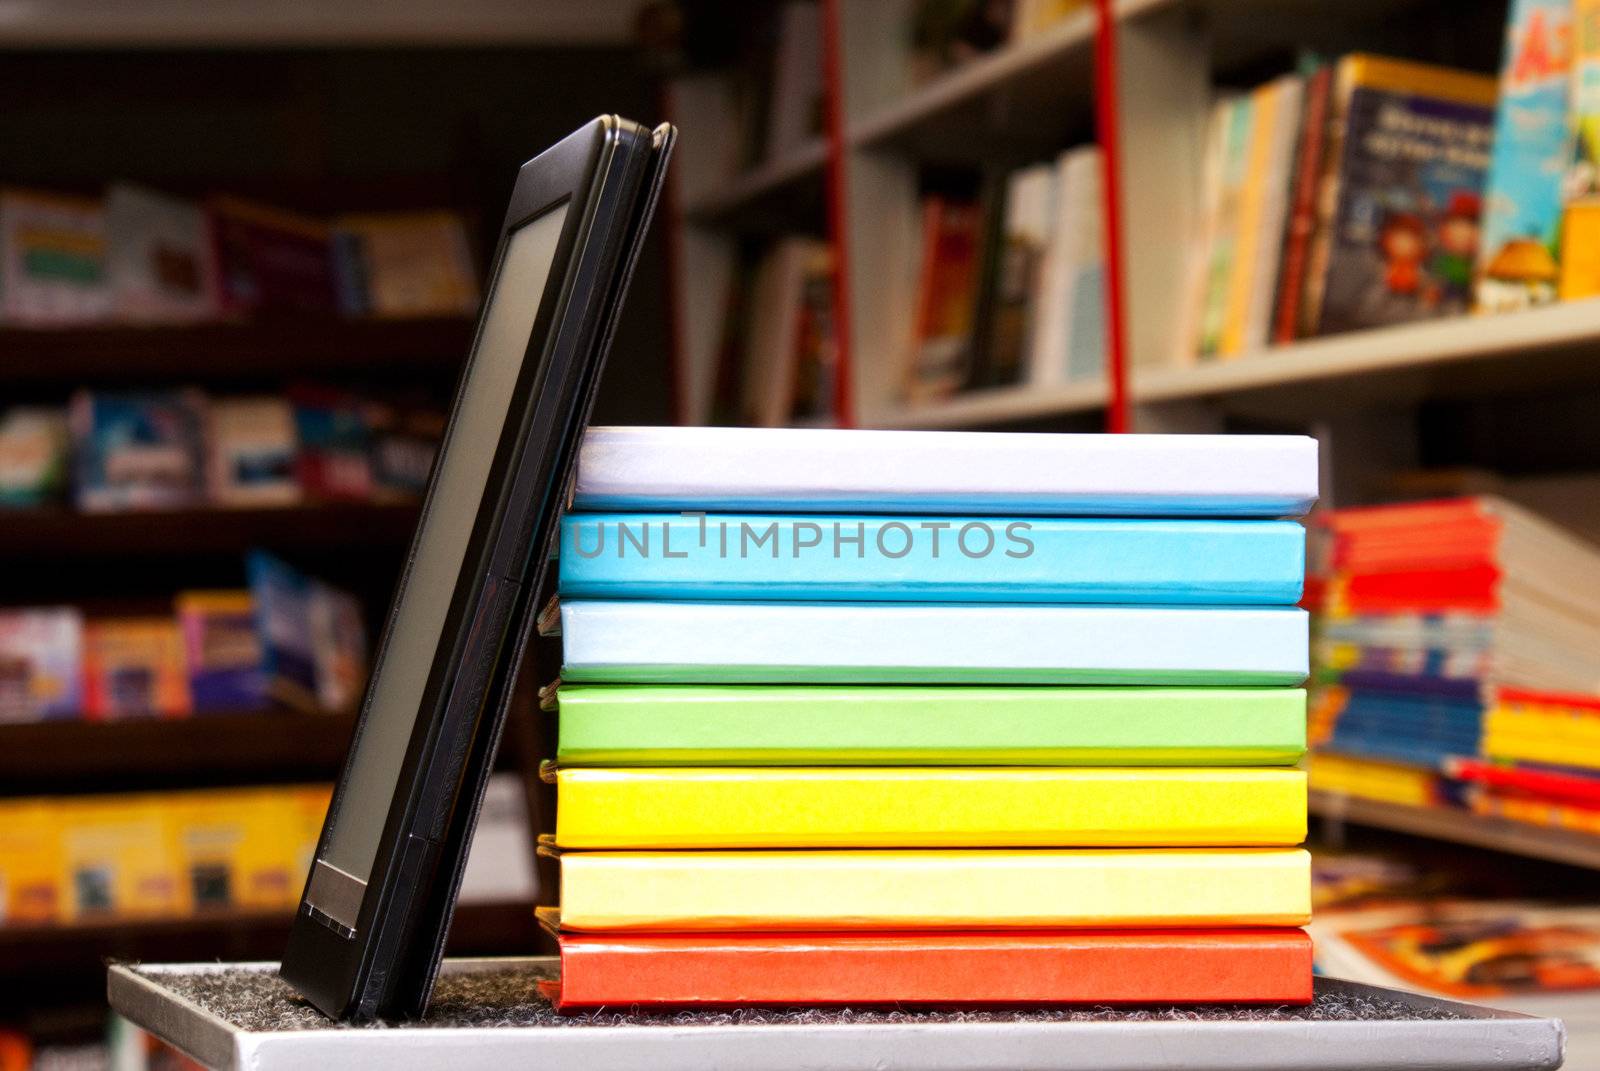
(108, 957, 1566, 1071)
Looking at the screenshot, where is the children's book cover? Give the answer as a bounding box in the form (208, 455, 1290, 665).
(0, 607, 83, 722)
(0, 408, 69, 507)
(0, 190, 111, 326)
(105, 184, 220, 322)
(70, 390, 206, 512)
(82, 618, 192, 720)
(175, 590, 266, 711)
(246, 551, 319, 712)
(1562, 0, 1600, 297)
(206, 396, 300, 507)
(1316, 57, 1496, 335)
(1478, 0, 1574, 311)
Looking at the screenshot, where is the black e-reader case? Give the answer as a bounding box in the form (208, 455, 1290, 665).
(281, 116, 675, 1022)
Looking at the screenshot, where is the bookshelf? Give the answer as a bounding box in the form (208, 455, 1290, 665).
(0, 318, 472, 386)
(870, 297, 1600, 427)
(0, 502, 420, 557)
(1310, 789, 1600, 872)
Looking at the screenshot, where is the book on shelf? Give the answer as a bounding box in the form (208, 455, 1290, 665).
(246, 550, 367, 714)
(1031, 145, 1106, 384)
(331, 211, 479, 319)
(548, 929, 1314, 1009)
(0, 189, 111, 326)
(104, 184, 220, 323)
(551, 766, 1308, 849)
(290, 386, 374, 501)
(557, 514, 1307, 604)
(175, 590, 267, 712)
(553, 847, 1314, 931)
(0, 607, 83, 723)
(906, 195, 983, 402)
(81, 617, 191, 720)
(572, 426, 1320, 516)
(557, 601, 1310, 686)
(970, 162, 1054, 389)
(1303, 56, 1495, 336)
(739, 237, 834, 427)
(1477, 0, 1573, 313)
(70, 389, 206, 513)
(1189, 74, 1303, 360)
(209, 196, 336, 316)
(1189, 56, 1496, 353)
(0, 407, 68, 507)
(365, 401, 444, 500)
(205, 396, 301, 507)
(553, 683, 1308, 767)
(1561, 0, 1600, 299)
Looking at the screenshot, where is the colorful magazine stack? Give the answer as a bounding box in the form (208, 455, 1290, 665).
(538, 427, 1317, 1010)
(1310, 496, 1600, 834)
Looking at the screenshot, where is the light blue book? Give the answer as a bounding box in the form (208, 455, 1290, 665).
(557, 601, 1310, 686)
(559, 514, 1304, 604)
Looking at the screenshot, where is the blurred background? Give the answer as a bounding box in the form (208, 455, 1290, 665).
(6, 0, 1600, 1067)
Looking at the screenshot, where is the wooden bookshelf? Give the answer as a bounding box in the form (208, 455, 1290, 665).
(0, 501, 420, 557)
(0, 901, 541, 980)
(0, 317, 472, 386)
(1310, 789, 1600, 872)
(0, 711, 357, 795)
(867, 298, 1600, 428)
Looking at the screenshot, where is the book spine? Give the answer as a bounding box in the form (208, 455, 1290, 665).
(554, 930, 1315, 1008)
(1220, 84, 1280, 357)
(1272, 66, 1333, 345)
(1240, 76, 1304, 353)
(1298, 61, 1357, 338)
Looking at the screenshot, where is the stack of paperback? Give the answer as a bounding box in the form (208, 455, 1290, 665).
(537, 427, 1318, 1010)
(1310, 496, 1600, 833)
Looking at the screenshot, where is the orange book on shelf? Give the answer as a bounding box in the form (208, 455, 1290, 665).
(546, 928, 1314, 1009)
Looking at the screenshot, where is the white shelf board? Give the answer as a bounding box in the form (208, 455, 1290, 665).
(1137, 299, 1600, 405)
(865, 380, 1107, 429)
(846, 0, 1172, 153)
(860, 300, 1600, 428)
(681, 139, 829, 227)
(1310, 788, 1600, 871)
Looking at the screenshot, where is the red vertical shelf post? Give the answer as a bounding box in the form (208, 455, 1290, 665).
(1093, 0, 1132, 433)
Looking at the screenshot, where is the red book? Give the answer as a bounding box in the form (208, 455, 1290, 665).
(1452, 758, 1600, 807)
(547, 929, 1313, 1010)
(1273, 63, 1333, 345)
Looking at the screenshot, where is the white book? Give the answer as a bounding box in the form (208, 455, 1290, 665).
(559, 601, 1309, 685)
(1027, 145, 1103, 386)
(105, 184, 220, 322)
(573, 426, 1318, 516)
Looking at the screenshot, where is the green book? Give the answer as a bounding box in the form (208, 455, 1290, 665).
(555, 685, 1306, 766)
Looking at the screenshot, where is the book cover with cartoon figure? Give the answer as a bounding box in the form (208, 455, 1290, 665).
(1313, 56, 1496, 336)
(1478, 0, 1574, 312)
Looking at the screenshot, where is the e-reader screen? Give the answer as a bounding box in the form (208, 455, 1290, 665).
(315, 202, 570, 901)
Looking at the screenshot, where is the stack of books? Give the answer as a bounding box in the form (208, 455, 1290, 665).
(1310, 496, 1600, 833)
(539, 427, 1318, 1010)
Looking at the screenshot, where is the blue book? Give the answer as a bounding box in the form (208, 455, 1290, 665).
(559, 514, 1305, 604)
(557, 601, 1309, 686)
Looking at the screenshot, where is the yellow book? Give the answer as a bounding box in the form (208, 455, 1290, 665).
(1306, 752, 1438, 807)
(554, 768, 1307, 849)
(58, 795, 181, 920)
(556, 848, 1312, 931)
(1218, 78, 1282, 357)
(0, 799, 63, 924)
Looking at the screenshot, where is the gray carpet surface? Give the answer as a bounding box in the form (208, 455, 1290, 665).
(132, 964, 1462, 1031)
